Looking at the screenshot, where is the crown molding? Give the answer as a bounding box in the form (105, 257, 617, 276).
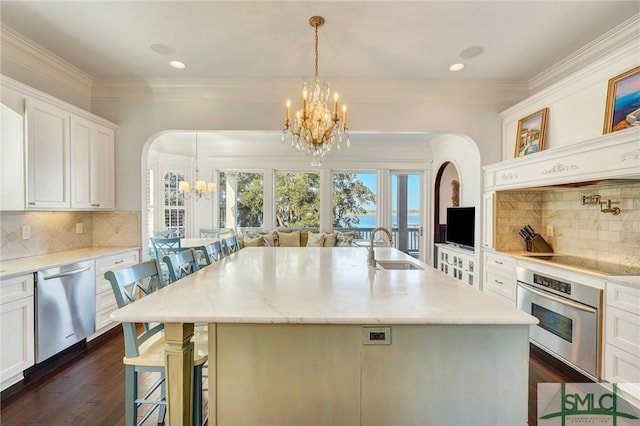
(1, 24, 93, 106)
(91, 77, 529, 106)
(529, 13, 640, 94)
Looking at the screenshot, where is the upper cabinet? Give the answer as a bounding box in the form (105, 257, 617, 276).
(1, 77, 117, 211)
(70, 115, 115, 209)
(26, 99, 71, 209)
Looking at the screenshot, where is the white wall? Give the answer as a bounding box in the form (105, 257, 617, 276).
(500, 41, 639, 161)
(90, 97, 503, 211)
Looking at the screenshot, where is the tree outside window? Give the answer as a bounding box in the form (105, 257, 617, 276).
(218, 172, 264, 229)
(332, 172, 377, 229)
(275, 171, 320, 228)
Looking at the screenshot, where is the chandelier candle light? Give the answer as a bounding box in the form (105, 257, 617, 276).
(178, 132, 216, 200)
(282, 16, 349, 166)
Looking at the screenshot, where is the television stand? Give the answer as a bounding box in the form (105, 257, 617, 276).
(435, 244, 475, 286)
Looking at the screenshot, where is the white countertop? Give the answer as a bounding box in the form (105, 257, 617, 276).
(111, 247, 536, 326)
(0, 246, 140, 279)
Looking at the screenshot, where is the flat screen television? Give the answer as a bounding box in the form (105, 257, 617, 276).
(446, 206, 475, 249)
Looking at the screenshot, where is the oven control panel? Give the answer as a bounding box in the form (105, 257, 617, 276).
(533, 273, 571, 295)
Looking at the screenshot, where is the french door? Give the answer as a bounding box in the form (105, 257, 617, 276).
(391, 172, 422, 258)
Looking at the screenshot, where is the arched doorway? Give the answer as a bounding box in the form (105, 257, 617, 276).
(433, 161, 460, 244)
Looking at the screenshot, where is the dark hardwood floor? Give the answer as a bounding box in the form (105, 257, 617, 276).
(1, 328, 592, 425)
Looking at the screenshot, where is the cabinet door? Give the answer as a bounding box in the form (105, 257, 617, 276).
(1, 296, 35, 387)
(1, 96, 25, 211)
(26, 99, 70, 209)
(70, 116, 115, 210)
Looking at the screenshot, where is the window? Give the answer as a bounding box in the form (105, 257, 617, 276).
(163, 170, 186, 238)
(275, 171, 320, 228)
(332, 171, 377, 232)
(218, 172, 264, 229)
(146, 168, 154, 237)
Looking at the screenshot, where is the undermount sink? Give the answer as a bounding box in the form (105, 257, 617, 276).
(376, 260, 424, 270)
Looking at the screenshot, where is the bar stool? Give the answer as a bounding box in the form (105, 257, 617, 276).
(162, 248, 200, 283)
(198, 241, 225, 265)
(221, 235, 240, 255)
(105, 260, 208, 426)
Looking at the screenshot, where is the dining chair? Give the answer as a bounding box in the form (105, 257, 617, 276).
(104, 260, 208, 426)
(221, 235, 240, 256)
(199, 228, 220, 238)
(198, 241, 225, 265)
(152, 229, 174, 238)
(163, 248, 200, 283)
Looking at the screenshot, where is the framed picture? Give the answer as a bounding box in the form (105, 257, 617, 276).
(514, 107, 548, 158)
(603, 66, 640, 134)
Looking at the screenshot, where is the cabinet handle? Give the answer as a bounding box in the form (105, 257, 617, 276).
(114, 260, 124, 264)
(91, 203, 100, 207)
(494, 260, 503, 265)
(28, 202, 36, 206)
(494, 279, 503, 285)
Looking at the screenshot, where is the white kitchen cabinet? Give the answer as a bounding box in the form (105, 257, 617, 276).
(1, 88, 25, 211)
(3, 77, 116, 211)
(0, 274, 35, 391)
(70, 115, 115, 210)
(604, 280, 640, 401)
(437, 244, 475, 287)
(25, 98, 71, 209)
(88, 249, 139, 340)
(482, 251, 516, 305)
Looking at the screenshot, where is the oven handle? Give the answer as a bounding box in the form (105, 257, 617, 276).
(517, 282, 597, 314)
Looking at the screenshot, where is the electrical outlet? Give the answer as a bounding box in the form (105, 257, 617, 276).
(547, 225, 554, 236)
(21, 225, 30, 239)
(363, 326, 391, 345)
(76, 223, 83, 234)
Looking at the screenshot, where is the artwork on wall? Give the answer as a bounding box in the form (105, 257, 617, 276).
(603, 66, 640, 134)
(514, 107, 548, 158)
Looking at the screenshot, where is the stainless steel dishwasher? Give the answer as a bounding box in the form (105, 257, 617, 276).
(35, 260, 95, 363)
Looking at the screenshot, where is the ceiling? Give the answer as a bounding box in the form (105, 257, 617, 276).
(2, 1, 637, 159)
(2, 1, 638, 84)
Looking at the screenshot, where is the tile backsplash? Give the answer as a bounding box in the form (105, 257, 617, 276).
(0, 210, 140, 261)
(495, 181, 640, 267)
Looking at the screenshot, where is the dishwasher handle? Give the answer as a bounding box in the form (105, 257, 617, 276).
(42, 265, 92, 280)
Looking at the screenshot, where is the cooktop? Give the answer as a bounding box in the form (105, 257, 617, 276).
(522, 254, 640, 276)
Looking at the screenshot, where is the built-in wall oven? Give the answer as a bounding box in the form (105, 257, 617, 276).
(516, 265, 602, 380)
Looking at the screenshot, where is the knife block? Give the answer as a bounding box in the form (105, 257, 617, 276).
(526, 235, 553, 253)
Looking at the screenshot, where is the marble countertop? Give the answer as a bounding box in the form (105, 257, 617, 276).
(111, 247, 537, 326)
(0, 246, 140, 279)
(498, 250, 640, 281)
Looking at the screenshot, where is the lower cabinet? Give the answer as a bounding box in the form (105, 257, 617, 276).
(604, 280, 640, 402)
(482, 251, 517, 305)
(1, 274, 35, 391)
(89, 250, 139, 340)
(436, 244, 476, 287)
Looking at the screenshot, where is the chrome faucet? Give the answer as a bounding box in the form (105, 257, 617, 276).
(367, 227, 392, 267)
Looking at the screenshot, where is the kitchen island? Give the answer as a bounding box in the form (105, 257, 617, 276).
(110, 247, 537, 425)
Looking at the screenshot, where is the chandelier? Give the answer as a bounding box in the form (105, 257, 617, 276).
(178, 132, 216, 200)
(282, 16, 349, 166)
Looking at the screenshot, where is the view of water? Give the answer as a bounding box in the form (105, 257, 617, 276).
(345, 214, 420, 228)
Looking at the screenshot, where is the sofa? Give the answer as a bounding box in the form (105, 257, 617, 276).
(239, 229, 355, 248)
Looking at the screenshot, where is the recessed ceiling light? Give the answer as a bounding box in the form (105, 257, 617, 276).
(459, 46, 485, 59)
(449, 63, 465, 72)
(150, 43, 175, 55)
(170, 60, 186, 69)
